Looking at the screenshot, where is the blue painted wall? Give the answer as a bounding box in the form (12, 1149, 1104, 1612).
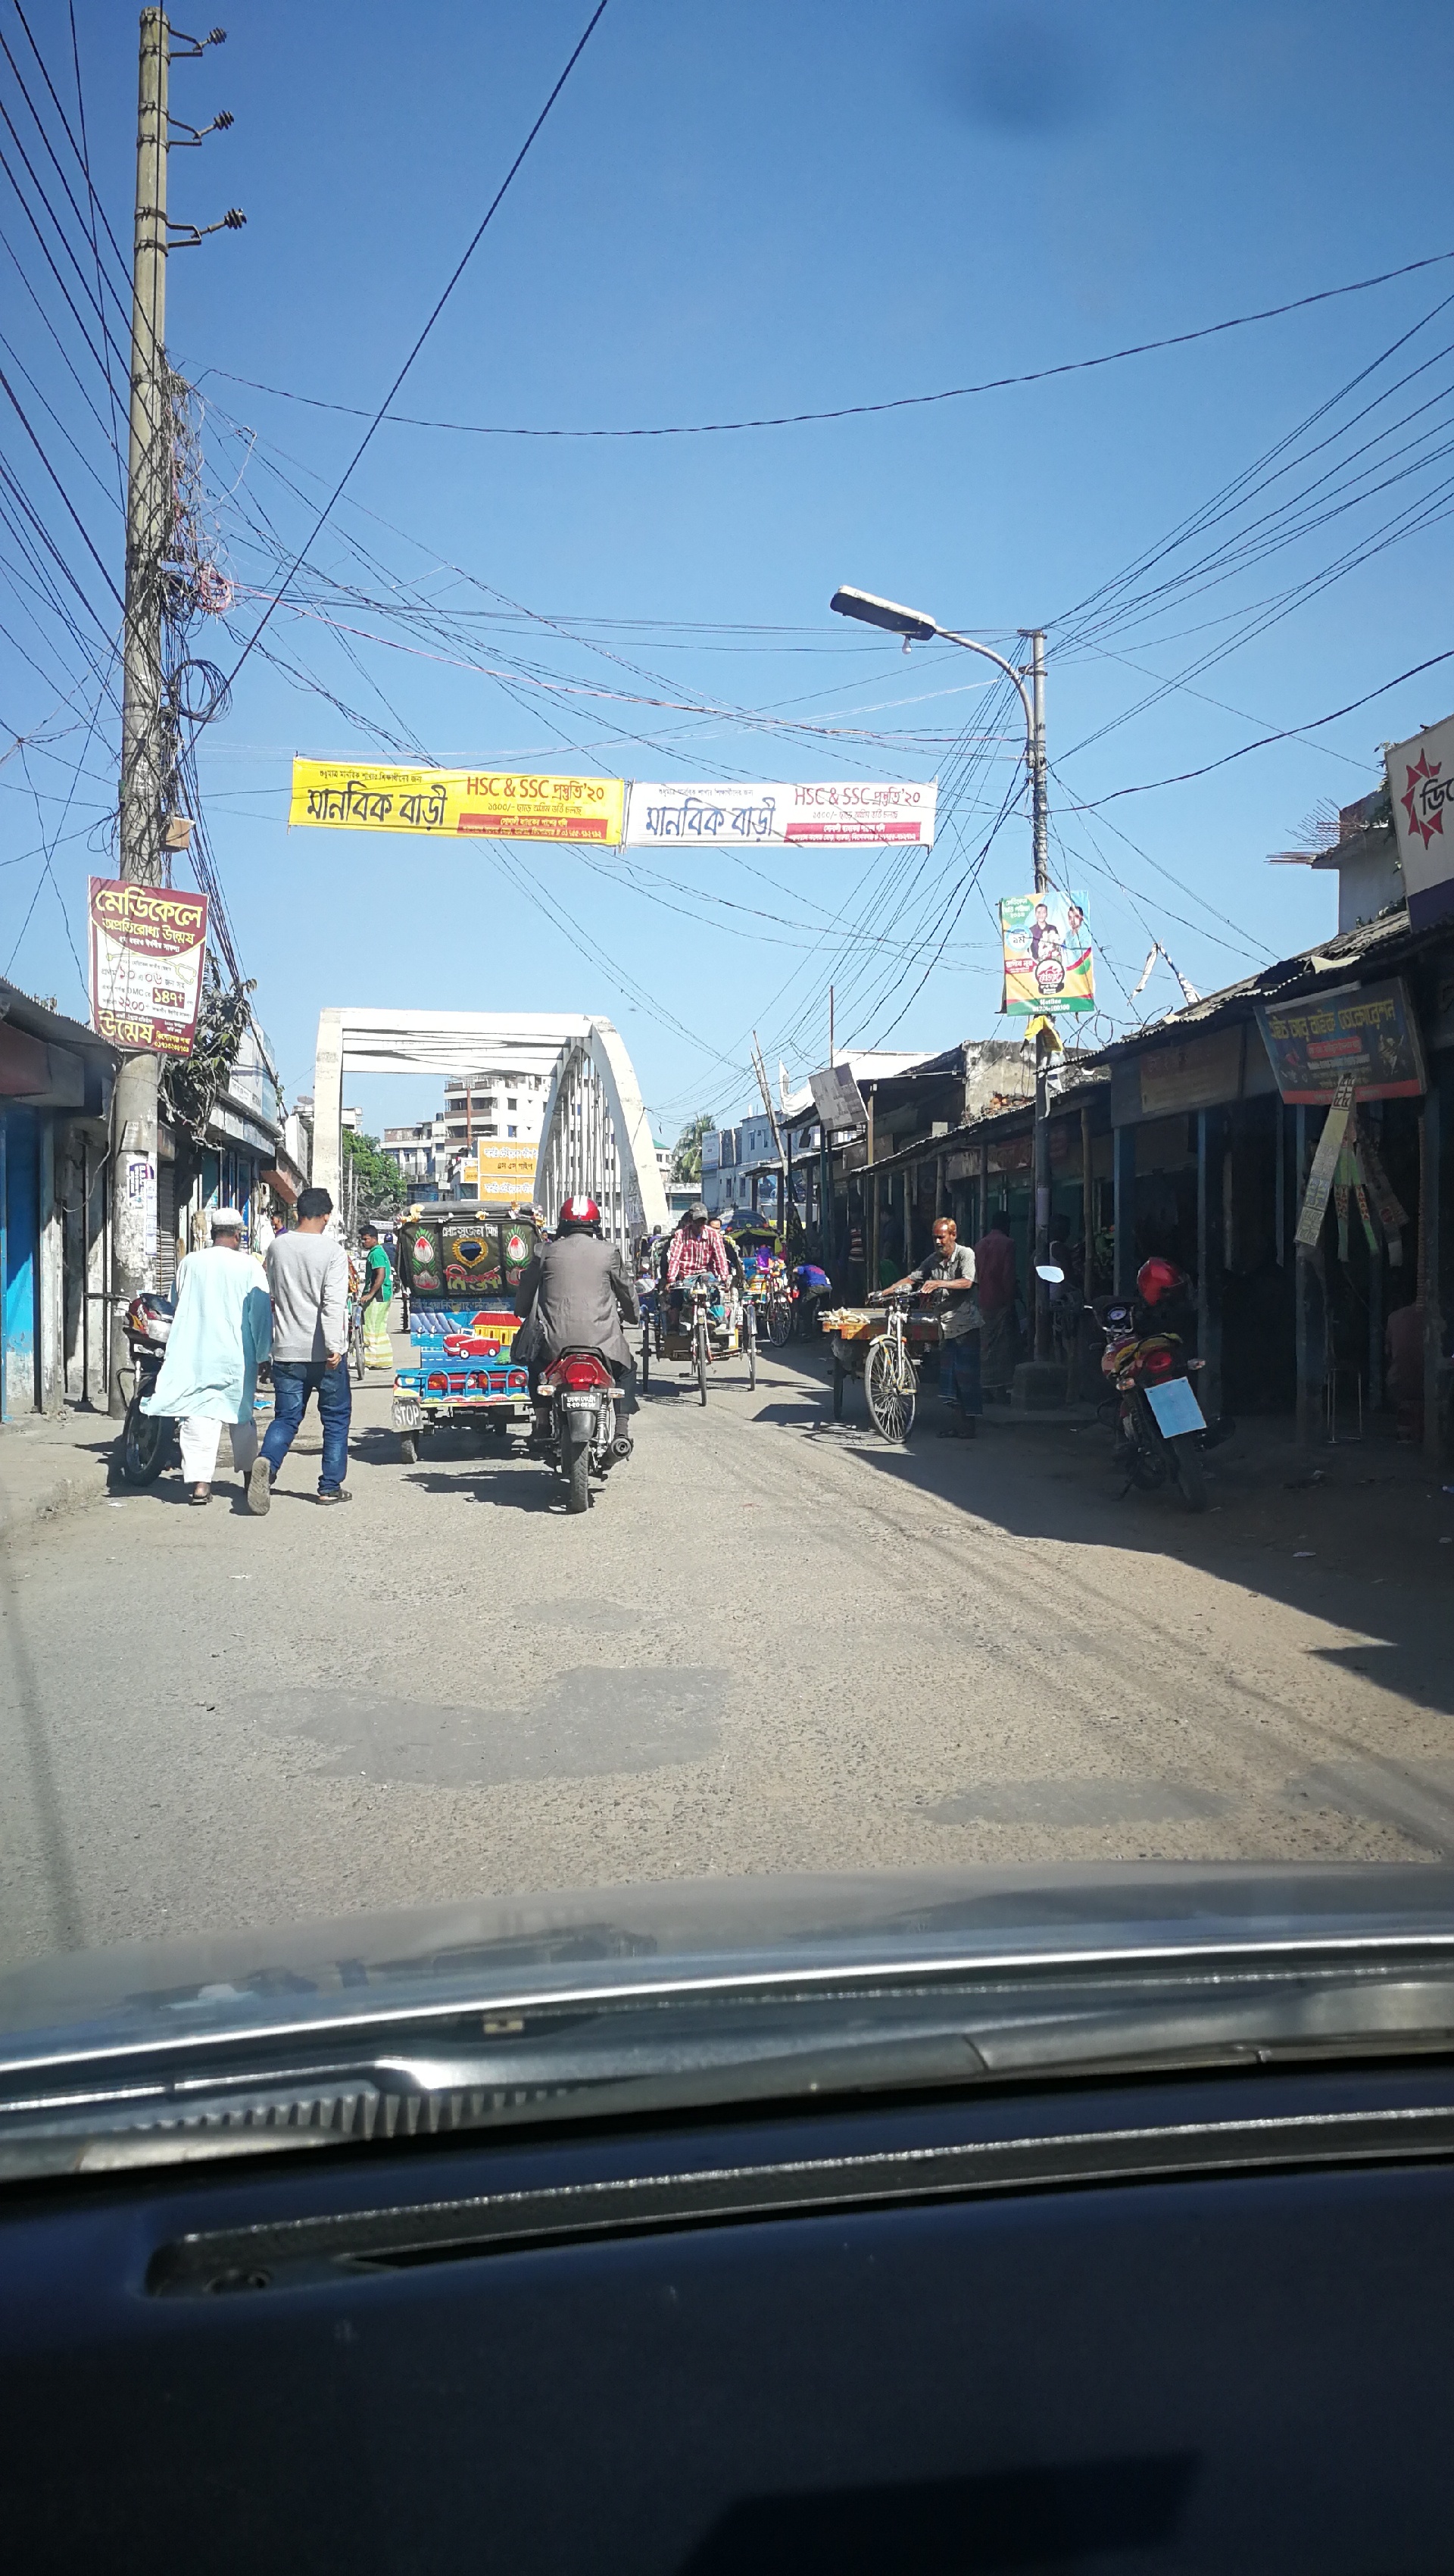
(2, 1107, 38, 1419)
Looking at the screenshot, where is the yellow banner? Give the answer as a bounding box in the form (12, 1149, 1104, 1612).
(463, 1143, 539, 1197)
(289, 757, 624, 845)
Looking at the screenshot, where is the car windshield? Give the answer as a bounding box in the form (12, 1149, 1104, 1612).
(2, 2, 1453, 2104)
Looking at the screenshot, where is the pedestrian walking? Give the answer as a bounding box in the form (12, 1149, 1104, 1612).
(141, 1209, 271, 1507)
(248, 1185, 352, 1511)
(358, 1221, 394, 1370)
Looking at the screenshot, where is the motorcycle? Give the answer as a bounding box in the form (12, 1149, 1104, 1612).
(1037, 1260, 1224, 1516)
(536, 1349, 632, 1514)
(1099, 1297, 1210, 1513)
(117, 1291, 176, 1485)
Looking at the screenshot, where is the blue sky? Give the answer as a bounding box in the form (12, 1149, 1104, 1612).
(6, 0, 1454, 1141)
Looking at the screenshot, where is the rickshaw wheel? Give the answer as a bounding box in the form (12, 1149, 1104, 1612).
(832, 1357, 845, 1420)
(398, 1433, 419, 1466)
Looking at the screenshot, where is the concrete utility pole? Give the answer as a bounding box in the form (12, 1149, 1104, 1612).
(1024, 626, 1052, 1361)
(109, 6, 171, 1410)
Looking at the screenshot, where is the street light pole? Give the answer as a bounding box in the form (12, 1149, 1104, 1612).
(829, 588, 1056, 1368)
(1024, 625, 1052, 1360)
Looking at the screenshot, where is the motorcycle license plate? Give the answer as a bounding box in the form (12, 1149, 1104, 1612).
(561, 1394, 599, 1410)
(1145, 1377, 1205, 1438)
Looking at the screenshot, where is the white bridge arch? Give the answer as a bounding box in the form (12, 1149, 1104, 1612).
(312, 1008, 666, 1251)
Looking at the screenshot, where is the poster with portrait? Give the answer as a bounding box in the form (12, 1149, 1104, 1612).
(1000, 890, 1095, 1016)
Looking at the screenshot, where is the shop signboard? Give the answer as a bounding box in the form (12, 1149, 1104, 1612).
(623, 779, 937, 848)
(1000, 891, 1095, 1016)
(1386, 713, 1454, 927)
(89, 877, 207, 1054)
(1254, 977, 1425, 1104)
(808, 1061, 869, 1135)
(290, 758, 625, 844)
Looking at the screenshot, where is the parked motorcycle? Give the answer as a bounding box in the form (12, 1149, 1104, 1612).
(536, 1349, 632, 1514)
(1038, 1257, 1224, 1516)
(117, 1291, 176, 1485)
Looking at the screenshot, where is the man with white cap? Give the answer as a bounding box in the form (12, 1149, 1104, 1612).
(141, 1210, 271, 1506)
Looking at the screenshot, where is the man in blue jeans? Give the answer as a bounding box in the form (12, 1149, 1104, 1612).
(248, 1185, 352, 1510)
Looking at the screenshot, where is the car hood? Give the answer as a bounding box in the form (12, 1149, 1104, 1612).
(5, 1861, 1454, 2066)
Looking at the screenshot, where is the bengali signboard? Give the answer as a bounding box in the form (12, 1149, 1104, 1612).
(462, 1140, 540, 1200)
(290, 759, 625, 844)
(1254, 977, 1425, 1104)
(1000, 891, 1095, 1016)
(622, 779, 937, 848)
(88, 877, 207, 1054)
(1386, 713, 1454, 928)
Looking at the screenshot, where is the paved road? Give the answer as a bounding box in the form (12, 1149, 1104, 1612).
(2, 1338, 1453, 1971)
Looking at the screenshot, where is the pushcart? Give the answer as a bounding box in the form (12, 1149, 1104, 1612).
(821, 1295, 941, 1443)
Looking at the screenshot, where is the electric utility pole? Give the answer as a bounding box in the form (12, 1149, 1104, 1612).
(1024, 627, 1052, 1362)
(110, 12, 237, 1410)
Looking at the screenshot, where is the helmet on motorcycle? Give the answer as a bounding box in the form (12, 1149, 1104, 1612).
(1137, 1256, 1184, 1306)
(559, 1194, 601, 1231)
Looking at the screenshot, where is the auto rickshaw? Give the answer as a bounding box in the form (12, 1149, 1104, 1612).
(391, 1203, 539, 1462)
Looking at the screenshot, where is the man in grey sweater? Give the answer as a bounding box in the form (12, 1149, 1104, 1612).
(247, 1185, 353, 1512)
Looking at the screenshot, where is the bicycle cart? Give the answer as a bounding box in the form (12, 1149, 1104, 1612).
(643, 1269, 755, 1402)
(821, 1295, 941, 1443)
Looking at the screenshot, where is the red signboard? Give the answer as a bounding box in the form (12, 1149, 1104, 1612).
(88, 877, 208, 1055)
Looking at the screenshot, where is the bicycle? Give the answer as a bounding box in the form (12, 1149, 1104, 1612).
(864, 1292, 918, 1442)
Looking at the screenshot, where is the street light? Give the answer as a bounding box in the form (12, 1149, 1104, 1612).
(830, 583, 1056, 1372)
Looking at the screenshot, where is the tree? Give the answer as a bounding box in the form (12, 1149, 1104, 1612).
(672, 1110, 716, 1183)
(343, 1126, 410, 1217)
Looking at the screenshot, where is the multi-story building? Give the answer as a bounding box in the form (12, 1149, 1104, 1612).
(379, 1069, 549, 1201)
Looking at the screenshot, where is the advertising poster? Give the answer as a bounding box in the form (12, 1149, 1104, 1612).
(1386, 713, 1454, 928)
(88, 877, 208, 1054)
(999, 890, 1095, 1016)
(1254, 978, 1425, 1104)
(290, 758, 624, 845)
(623, 779, 937, 848)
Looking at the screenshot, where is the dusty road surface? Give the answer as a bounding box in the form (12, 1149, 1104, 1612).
(2, 1336, 1452, 1970)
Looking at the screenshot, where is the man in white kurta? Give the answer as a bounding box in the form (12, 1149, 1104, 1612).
(142, 1211, 272, 1503)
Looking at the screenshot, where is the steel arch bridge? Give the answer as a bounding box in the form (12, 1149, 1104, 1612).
(311, 1009, 666, 1251)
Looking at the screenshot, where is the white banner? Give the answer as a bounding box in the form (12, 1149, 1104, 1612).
(1387, 713, 1454, 929)
(623, 779, 937, 850)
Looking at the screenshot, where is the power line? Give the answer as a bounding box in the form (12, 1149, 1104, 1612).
(1062, 645, 1454, 810)
(217, 0, 613, 704)
(198, 247, 1454, 439)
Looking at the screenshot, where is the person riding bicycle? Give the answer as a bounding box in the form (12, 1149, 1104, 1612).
(513, 1195, 639, 1445)
(662, 1202, 735, 1325)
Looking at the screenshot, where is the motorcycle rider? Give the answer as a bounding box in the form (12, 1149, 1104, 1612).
(513, 1195, 639, 1449)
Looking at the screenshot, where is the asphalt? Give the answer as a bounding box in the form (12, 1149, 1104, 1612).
(2, 1331, 1454, 1973)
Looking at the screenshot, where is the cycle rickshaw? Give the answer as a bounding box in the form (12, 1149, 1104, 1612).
(642, 1261, 757, 1403)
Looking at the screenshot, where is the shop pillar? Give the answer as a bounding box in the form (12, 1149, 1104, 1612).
(1294, 1105, 1325, 1448)
(1421, 1057, 1454, 1464)
(1197, 1107, 1225, 1421)
(1112, 1124, 1135, 1297)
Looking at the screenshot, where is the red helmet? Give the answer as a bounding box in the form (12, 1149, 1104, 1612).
(560, 1194, 601, 1229)
(1137, 1256, 1184, 1306)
